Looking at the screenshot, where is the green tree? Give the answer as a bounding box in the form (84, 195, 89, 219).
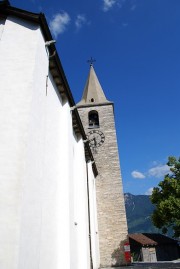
(151, 156, 180, 237)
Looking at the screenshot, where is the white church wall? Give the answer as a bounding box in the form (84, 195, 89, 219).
(69, 133, 78, 269)
(54, 100, 73, 269)
(0, 16, 41, 269)
(0, 13, 99, 269)
(71, 140, 101, 269)
(71, 135, 91, 269)
(87, 161, 100, 269)
(16, 30, 73, 269)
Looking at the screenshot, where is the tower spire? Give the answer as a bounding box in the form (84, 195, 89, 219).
(77, 64, 110, 106)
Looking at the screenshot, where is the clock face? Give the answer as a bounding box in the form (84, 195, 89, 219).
(87, 130, 105, 148)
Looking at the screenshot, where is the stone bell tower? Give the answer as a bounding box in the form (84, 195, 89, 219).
(76, 63, 128, 267)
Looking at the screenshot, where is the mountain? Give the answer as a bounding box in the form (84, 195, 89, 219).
(124, 193, 160, 234)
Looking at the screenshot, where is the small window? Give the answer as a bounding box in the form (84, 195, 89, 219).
(88, 110, 99, 128)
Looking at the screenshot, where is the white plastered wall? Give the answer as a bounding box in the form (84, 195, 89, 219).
(72, 135, 90, 269)
(0, 16, 40, 269)
(87, 161, 100, 269)
(70, 140, 100, 269)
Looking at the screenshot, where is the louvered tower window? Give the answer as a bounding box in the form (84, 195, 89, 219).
(88, 110, 99, 128)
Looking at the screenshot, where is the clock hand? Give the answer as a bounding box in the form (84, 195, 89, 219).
(93, 137, 97, 146)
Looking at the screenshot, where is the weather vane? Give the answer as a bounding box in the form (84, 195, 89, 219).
(87, 57, 96, 66)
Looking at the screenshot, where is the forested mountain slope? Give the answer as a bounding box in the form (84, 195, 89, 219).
(124, 193, 160, 234)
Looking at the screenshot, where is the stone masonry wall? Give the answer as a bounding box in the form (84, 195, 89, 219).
(78, 104, 128, 267)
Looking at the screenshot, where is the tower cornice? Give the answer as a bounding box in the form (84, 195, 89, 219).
(76, 101, 114, 109)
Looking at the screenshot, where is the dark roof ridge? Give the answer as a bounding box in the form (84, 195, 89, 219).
(0, 2, 41, 20)
(0, 0, 10, 6)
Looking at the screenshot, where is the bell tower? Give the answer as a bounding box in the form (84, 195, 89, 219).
(77, 64, 128, 267)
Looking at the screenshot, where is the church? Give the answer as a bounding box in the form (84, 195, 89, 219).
(0, 1, 128, 268)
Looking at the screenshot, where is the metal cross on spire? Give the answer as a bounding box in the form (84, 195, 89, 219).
(87, 57, 96, 66)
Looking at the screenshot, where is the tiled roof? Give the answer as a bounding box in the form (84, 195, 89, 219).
(129, 233, 157, 246)
(129, 233, 178, 246)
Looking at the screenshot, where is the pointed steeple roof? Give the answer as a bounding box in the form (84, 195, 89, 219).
(77, 65, 111, 106)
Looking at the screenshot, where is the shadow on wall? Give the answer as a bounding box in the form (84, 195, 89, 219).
(111, 238, 130, 267)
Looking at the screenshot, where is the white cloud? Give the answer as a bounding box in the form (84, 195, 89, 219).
(75, 14, 87, 30)
(102, 0, 137, 12)
(49, 12, 71, 37)
(145, 187, 153, 195)
(131, 170, 145, 179)
(102, 0, 117, 12)
(147, 164, 170, 178)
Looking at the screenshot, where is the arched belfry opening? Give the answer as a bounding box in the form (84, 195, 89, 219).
(88, 110, 99, 128)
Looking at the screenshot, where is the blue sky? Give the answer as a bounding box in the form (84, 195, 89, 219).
(10, 0, 180, 195)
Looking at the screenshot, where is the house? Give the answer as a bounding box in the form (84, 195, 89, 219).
(129, 233, 180, 262)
